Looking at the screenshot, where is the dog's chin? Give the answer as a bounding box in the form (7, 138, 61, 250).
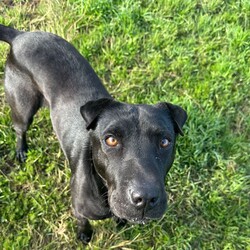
(111, 206, 161, 225)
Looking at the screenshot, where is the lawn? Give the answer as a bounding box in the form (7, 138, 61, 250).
(0, 0, 249, 249)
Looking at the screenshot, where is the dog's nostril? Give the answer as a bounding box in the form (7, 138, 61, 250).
(131, 191, 159, 209)
(132, 193, 144, 206)
(150, 197, 157, 206)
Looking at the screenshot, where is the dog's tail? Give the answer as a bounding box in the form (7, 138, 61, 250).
(0, 24, 21, 45)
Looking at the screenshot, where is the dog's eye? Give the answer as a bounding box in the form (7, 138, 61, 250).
(160, 138, 170, 148)
(105, 136, 119, 147)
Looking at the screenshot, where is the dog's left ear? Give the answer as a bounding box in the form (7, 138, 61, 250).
(80, 98, 114, 130)
(157, 102, 187, 136)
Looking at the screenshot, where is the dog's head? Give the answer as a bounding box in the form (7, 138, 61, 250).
(80, 98, 187, 223)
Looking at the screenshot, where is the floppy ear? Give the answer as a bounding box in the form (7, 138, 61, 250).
(80, 98, 114, 130)
(157, 102, 187, 136)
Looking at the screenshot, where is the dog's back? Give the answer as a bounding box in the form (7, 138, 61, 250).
(0, 24, 110, 161)
(0, 25, 109, 104)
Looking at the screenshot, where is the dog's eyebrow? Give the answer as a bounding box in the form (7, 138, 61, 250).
(102, 125, 126, 136)
(145, 124, 174, 138)
(152, 128, 167, 134)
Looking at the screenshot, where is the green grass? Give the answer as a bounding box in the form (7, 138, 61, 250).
(0, 0, 249, 249)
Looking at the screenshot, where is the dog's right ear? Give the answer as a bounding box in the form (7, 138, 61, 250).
(80, 98, 114, 130)
(156, 102, 187, 136)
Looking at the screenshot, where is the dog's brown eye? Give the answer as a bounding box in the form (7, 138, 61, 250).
(160, 138, 170, 148)
(105, 136, 118, 147)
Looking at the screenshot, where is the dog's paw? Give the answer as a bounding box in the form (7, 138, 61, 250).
(16, 150, 27, 163)
(77, 230, 93, 245)
(77, 219, 93, 245)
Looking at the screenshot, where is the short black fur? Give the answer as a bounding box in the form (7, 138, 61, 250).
(0, 24, 187, 243)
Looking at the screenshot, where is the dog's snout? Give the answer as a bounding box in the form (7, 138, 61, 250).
(130, 189, 160, 210)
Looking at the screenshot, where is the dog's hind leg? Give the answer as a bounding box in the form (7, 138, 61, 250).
(4, 63, 43, 162)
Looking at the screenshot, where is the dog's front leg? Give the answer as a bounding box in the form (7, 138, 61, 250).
(71, 172, 93, 244)
(70, 157, 111, 244)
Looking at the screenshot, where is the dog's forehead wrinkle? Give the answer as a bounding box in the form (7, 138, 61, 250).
(97, 104, 175, 144)
(137, 105, 175, 135)
(98, 104, 140, 133)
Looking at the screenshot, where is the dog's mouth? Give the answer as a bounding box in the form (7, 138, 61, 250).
(110, 197, 164, 225)
(111, 208, 151, 225)
(127, 217, 151, 225)
(112, 208, 162, 225)
(123, 207, 159, 225)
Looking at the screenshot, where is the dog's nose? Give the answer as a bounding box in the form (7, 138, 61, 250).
(130, 189, 159, 210)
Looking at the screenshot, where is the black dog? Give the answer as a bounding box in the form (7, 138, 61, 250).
(0, 24, 187, 243)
